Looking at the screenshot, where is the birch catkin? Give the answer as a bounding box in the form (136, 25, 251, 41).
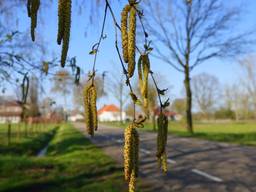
(27, 0, 40, 41)
(138, 54, 150, 110)
(121, 5, 131, 63)
(83, 84, 98, 136)
(57, 0, 65, 45)
(57, 0, 71, 67)
(124, 124, 139, 191)
(127, 6, 136, 78)
(157, 112, 168, 173)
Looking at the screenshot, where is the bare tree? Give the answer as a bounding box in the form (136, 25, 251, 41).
(142, 0, 254, 133)
(239, 55, 256, 119)
(51, 70, 73, 111)
(191, 73, 220, 118)
(107, 67, 129, 123)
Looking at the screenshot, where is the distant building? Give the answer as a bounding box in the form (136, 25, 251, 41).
(98, 104, 126, 122)
(0, 100, 23, 124)
(154, 107, 182, 121)
(68, 110, 84, 122)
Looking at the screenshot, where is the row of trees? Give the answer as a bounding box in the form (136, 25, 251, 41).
(175, 56, 256, 121)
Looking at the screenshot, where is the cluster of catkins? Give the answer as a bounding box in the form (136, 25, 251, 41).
(27, 0, 40, 41)
(27, 0, 72, 67)
(57, 0, 72, 67)
(124, 123, 139, 192)
(121, 0, 137, 78)
(83, 84, 98, 137)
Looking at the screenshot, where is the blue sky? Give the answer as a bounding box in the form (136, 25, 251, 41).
(4, 0, 256, 110)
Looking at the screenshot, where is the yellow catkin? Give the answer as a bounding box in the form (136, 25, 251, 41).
(83, 84, 97, 137)
(133, 128, 139, 177)
(60, 0, 71, 67)
(83, 85, 93, 136)
(127, 6, 136, 78)
(138, 54, 150, 110)
(29, 0, 40, 41)
(124, 124, 139, 192)
(161, 153, 167, 173)
(129, 170, 136, 192)
(90, 85, 98, 131)
(157, 112, 168, 172)
(121, 5, 131, 63)
(124, 124, 133, 182)
(57, 0, 65, 45)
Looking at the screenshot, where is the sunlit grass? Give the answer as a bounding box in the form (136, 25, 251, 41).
(102, 121, 256, 146)
(0, 124, 127, 192)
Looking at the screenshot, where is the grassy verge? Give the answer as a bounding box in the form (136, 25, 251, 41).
(0, 124, 126, 192)
(0, 123, 57, 155)
(102, 121, 256, 146)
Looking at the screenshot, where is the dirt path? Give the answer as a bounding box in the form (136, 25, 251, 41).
(74, 123, 256, 192)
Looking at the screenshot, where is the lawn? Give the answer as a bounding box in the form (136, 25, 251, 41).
(0, 124, 127, 192)
(0, 123, 57, 155)
(102, 121, 256, 146)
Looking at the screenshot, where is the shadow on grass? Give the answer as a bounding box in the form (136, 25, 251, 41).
(0, 128, 58, 155)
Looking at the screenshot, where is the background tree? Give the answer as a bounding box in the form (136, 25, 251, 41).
(142, 0, 254, 133)
(51, 70, 73, 111)
(191, 73, 220, 119)
(106, 66, 129, 123)
(239, 55, 256, 119)
(27, 76, 40, 117)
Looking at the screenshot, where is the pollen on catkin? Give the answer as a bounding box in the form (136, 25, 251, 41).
(138, 54, 150, 110)
(57, 0, 65, 45)
(121, 5, 131, 63)
(127, 6, 136, 78)
(83, 84, 98, 137)
(60, 0, 71, 67)
(124, 123, 139, 192)
(156, 112, 168, 173)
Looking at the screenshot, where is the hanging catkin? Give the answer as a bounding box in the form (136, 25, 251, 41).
(57, 0, 71, 67)
(57, 0, 65, 45)
(27, 0, 40, 41)
(156, 112, 168, 173)
(83, 84, 98, 136)
(124, 123, 139, 192)
(138, 54, 150, 110)
(121, 5, 131, 63)
(127, 6, 136, 78)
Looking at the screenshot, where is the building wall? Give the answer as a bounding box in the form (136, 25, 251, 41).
(0, 116, 21, 124)
(98, 111, 126, 122)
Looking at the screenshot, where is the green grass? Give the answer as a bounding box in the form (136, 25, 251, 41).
(102, 121, 256, 146)
(0, 124, 127, 192)
(0, 123, 57, 155)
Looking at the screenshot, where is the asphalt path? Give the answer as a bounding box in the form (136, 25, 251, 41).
(74, 123, 256, 192)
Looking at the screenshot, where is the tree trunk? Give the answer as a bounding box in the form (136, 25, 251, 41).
(184, 66, 193, 134)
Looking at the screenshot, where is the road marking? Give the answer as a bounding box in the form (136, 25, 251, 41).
(116, 139, 123, 143)
(140, 148, 151, 155)
(167, 159, 177, 164)
(191, 169, 223, 182)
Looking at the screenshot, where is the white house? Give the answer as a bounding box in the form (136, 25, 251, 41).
(0, 100, 23, 124)
(98, 104, 126, 122)
(68, 110, 84, 122)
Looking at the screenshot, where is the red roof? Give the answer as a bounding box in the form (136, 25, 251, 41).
(154, 107, 176, 117)
(98, 104, 120, 115)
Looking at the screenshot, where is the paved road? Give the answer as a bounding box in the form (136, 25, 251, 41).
(74, 123, 256, 192)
